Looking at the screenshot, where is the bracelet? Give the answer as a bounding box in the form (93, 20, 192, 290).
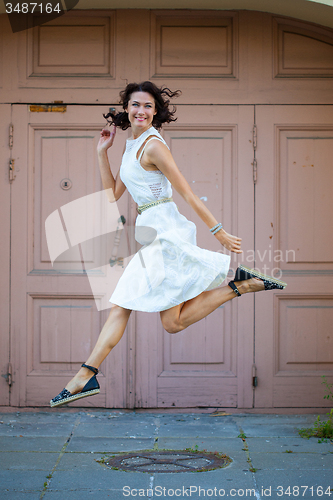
(210, 223, 221, 232)
(210, 223, 223, 235)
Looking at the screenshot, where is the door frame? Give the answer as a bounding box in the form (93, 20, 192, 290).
(0, 105, 11, 406)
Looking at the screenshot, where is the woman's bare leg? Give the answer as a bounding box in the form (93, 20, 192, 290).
(160, 278, 263, 334)
(65, 304, 132, 394)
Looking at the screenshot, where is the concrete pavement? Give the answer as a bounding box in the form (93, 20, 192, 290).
(0, 409, 332, 499)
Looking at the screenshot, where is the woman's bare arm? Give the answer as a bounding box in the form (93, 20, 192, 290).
(143, 139, 242, 254)
(97, 126, 126, 202)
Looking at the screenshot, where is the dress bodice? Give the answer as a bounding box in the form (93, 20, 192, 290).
(119, 126, 173, 206)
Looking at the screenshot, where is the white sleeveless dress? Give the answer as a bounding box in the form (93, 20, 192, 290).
(109, 126, 230, 312)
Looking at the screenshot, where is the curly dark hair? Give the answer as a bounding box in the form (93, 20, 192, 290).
(103, 81, 181, 130)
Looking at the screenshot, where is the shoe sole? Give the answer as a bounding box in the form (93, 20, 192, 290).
(50, 388, 100, 408)
(239, 265, 287, 288)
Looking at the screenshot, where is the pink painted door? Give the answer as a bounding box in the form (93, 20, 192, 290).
(10, 104, 132, 407)
(134, 105, 256, 408)
(255, 105, 333, 407)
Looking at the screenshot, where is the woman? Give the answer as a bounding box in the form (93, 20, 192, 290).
(50, 81, 286, 407)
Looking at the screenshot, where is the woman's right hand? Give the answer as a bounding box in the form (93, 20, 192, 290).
(97, 125, 116, 154)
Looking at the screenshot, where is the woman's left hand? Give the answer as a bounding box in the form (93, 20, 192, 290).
(214, 228, 243, 254)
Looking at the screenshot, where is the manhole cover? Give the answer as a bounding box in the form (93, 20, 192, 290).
(105, 450, 231, 473)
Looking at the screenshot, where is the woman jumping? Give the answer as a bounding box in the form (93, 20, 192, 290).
(50, 81, 286, 407)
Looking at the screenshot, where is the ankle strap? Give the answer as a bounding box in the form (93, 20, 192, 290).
(228, 281, 241, 297)
(81, 363, 99, 375)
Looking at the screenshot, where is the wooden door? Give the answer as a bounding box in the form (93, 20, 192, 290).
(135, 105, 256, 408)
(10, 104, 132, 407)
(10, 104, 256, 408)
(255, 105, 333, 407)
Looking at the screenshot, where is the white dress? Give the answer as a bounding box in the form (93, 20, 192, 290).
(109, 126, 230, 312)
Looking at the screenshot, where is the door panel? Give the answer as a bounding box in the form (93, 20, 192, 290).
(135, 106, 256, 408)
(255, 105, 333, 407)
(11, 105, 132, 407)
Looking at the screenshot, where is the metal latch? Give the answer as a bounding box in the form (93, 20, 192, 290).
(9, 124, 13, 149)
(109, 215, 126, 267)
(9, 159, 16, 183)
(252, 124, 257, 150)
(5, 363, 12, 387)
(252, 364, 258, 387)
(253, 159, 257, 184)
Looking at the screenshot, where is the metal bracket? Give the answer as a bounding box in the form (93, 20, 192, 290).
(252, 364, 258, 387)
(109, 215, 126, 267)
(5, 363, 12, 387)
(9, 124, 13, 150)
(252, 124, 257, 150)
(9, 159, 16, 183)
(253, 158, 257, 185)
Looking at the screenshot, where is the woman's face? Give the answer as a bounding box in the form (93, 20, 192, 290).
(126, 91, 157, 131)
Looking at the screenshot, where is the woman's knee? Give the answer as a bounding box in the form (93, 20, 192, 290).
(108, 304, 132, 321)
(160, 315, 183, 334)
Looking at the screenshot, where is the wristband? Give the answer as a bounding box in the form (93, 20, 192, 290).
(211, 223, 223, 235)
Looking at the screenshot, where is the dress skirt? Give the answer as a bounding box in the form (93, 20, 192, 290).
(109, 201, 230, 312)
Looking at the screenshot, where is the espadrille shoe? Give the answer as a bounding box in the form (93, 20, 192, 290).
(50, 363, 100, 408)
(228, 264, 287, 297)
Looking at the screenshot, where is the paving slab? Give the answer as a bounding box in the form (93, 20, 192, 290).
(67, 436, 155, 452)
(156, 436, 246, 454)
(0, 451, 59, 471)
(157, 422, 240, 438)
(238, 423, 301, 437)
(73, 421, 157, 438)
(77, 411, 156, 423)
(249, 450, 333, 470)
(49, 467, 152, 491)
(255, 469, 333, 500)
(0, 470, 47, 491)
(147, 469, 258, 496)
(44, 490, 121, 499)
(233, 414, 322, 425)
(0, 436, 67, 454)
(0, 422, 75, 438)
(56, 452, 109, 471)
(0, 492, 42, 499)
(0, 412, 78, 424)
(246, 436, 333, 453)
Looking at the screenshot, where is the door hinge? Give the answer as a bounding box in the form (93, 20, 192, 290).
(253, 158, 257, 184)
(9, 124, 13, 149)
(9, 159, 16, 183)
(5, 363, 12, 387)
(252, 125, 257, 184)
(252, 364, 258, 387)
(252, 124, 257, 150)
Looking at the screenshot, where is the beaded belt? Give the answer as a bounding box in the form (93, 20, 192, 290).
(137, 197, 173, 214)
